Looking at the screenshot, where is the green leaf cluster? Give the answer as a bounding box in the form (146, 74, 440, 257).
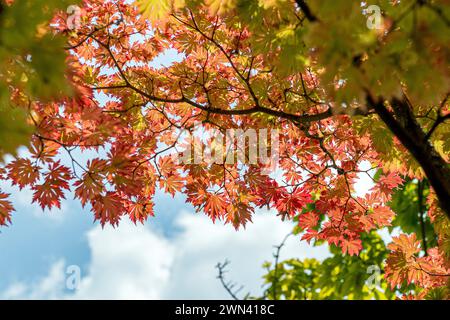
(260, 233, 395, 300)
(0, 0, 76, 158)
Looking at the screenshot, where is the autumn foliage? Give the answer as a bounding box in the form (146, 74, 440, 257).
(0, 0, 449, 299)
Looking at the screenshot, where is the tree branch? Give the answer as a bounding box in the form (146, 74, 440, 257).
(271, 232, 292, 300)
(425, 114, 450, 141)
(216, 260, 246, 300)
(295, 0, 319, 22)
(417, 180, 428, 254)
(367, 93, 450, 219)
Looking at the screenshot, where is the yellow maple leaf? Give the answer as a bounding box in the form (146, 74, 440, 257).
(137, 0, 185, 22)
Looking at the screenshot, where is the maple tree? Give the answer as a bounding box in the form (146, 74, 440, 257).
(0, 0, 449, 299)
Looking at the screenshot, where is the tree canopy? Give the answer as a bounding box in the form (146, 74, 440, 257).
(0, 0, 449, 299)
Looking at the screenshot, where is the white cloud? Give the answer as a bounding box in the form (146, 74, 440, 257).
(1, 210, 329, 300)
(73, 222, 174, 299)
(1, 260, 66, 299)
(163, 210, 329, 299)
(355, 160, 376, 197)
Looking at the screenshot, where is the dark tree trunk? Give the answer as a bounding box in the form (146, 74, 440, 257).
(368, 95, 450, 220)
